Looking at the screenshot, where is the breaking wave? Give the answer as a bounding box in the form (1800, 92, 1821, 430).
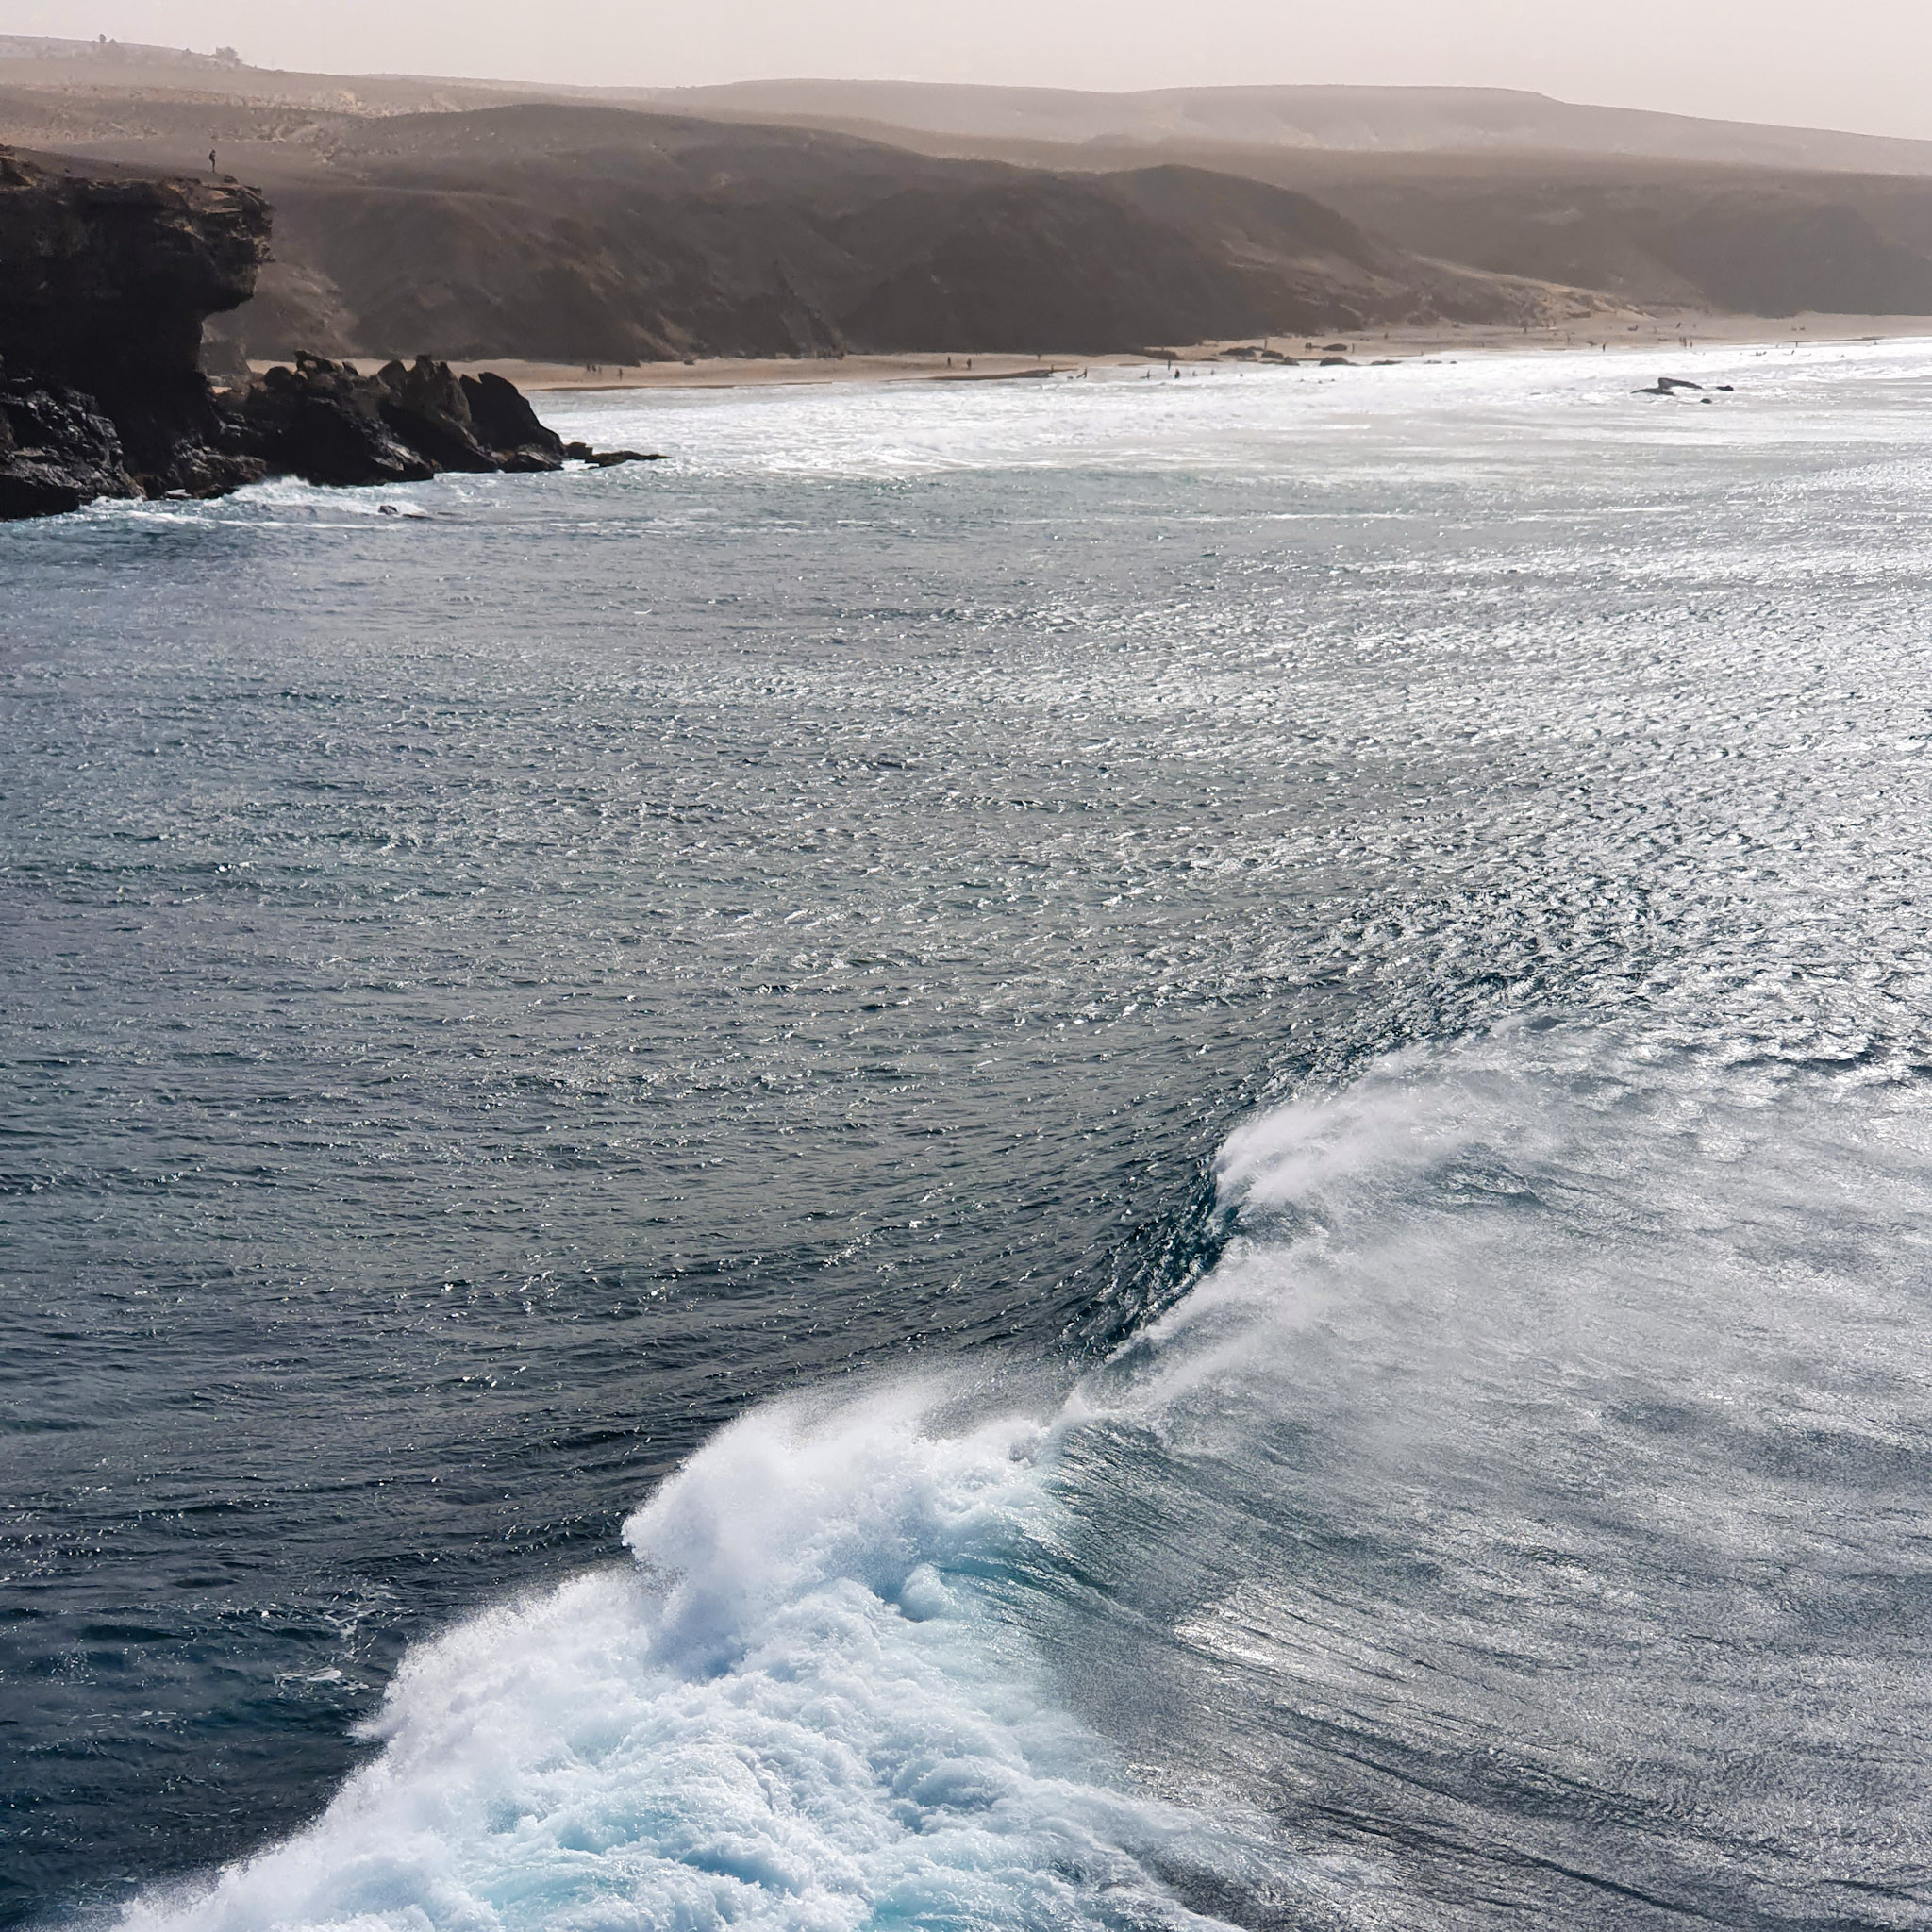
(120, 1014, 1932, 1930)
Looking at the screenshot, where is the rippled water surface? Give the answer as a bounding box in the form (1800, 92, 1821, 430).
(6, 343, 1932, 1928)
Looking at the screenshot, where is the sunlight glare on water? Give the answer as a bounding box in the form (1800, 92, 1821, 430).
(6, 341, 1932, 1928)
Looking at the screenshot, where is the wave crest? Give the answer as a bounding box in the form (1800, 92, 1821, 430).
(120, 1391, 1242, 1932)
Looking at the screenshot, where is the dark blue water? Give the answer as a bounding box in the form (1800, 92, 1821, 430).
(6, 348, 1932, 1929)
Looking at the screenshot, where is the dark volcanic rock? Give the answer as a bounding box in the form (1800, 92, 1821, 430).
(227, 352, 436, 485)
(0, 150, 608, 519)
(563, 441, 665, 466)
(376, 355, 500, 472)
(0, 155, 265, 390)
(0, 145, 269, 514)
(0, 367, 141, 518)
(223, 354, 582, 486)
(458, 371, 565, 471)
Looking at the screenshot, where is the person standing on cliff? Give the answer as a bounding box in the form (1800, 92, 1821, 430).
(208, 148, 217, 178)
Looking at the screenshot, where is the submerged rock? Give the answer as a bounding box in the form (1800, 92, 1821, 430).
(565, 441, 666, 467)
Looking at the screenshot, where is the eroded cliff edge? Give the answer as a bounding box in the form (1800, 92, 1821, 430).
(0, 149, 632, 521)
(0, 148, 270, 512)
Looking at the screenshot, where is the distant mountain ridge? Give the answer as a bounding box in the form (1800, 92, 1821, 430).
(634, 80, 1932, 178)
(11, 38, 1932, 362)
(7, 37, 1932, 177)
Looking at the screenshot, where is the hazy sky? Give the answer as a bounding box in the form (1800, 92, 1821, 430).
(8, 0, 1932, 140)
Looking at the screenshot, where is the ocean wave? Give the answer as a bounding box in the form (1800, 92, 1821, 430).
(117, 1016, 1932, 1929)
(118, 1382, 1262, 1932)
(1065, 1018, 1932, 1927)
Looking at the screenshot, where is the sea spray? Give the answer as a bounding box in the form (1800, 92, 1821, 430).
(1052, 1019, 1932, 1926)
(118, 1389, 1256, 1932)
(113, 1016, 1932, 1927)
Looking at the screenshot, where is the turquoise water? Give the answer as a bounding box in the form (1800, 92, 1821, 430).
(7, 344, 1932, 1927)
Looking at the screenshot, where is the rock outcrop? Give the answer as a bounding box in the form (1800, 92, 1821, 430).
(0, 147, 269, 507)
(445, 368, 567, 472)
(227, 353, 436, 487)
(0, 152, 643, 521)
(220, 353, 587, 487)
(0, 373, 141, 518)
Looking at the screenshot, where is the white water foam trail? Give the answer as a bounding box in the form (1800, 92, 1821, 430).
(119, 1385, 1254, 1932)
(121, 1016, 1932, 1930)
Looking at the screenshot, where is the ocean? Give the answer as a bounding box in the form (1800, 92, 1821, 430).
(5, 343, 1931, 1928)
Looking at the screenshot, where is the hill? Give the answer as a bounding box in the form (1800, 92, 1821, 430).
(634, 79, 1932, 177)
(8, 45, 1932, 176)
(0, 97, 1581, 363)
(776, 125, 1932, 321)
(12, 42, 1932, 356)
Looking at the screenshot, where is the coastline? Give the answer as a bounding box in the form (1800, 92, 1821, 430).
(270, 312, 1932, 393)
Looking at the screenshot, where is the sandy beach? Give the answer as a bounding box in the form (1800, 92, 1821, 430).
(285, 312, 1932, 392)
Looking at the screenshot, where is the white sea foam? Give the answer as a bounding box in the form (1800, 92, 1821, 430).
(119, 1386, 1245, 1932)
(533, 336, 1932, 486)
(119, 1018, 1932, 1930)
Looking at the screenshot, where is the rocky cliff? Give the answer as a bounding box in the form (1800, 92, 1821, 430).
(0, 150, 635, 521)
(0, 147, 269, 510)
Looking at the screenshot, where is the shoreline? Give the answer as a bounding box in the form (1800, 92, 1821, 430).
(270, 313, 1932, 393)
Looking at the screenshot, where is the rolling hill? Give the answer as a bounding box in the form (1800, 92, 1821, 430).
(11, 40, 1932, 359)
(0, 96, 1585, 362)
